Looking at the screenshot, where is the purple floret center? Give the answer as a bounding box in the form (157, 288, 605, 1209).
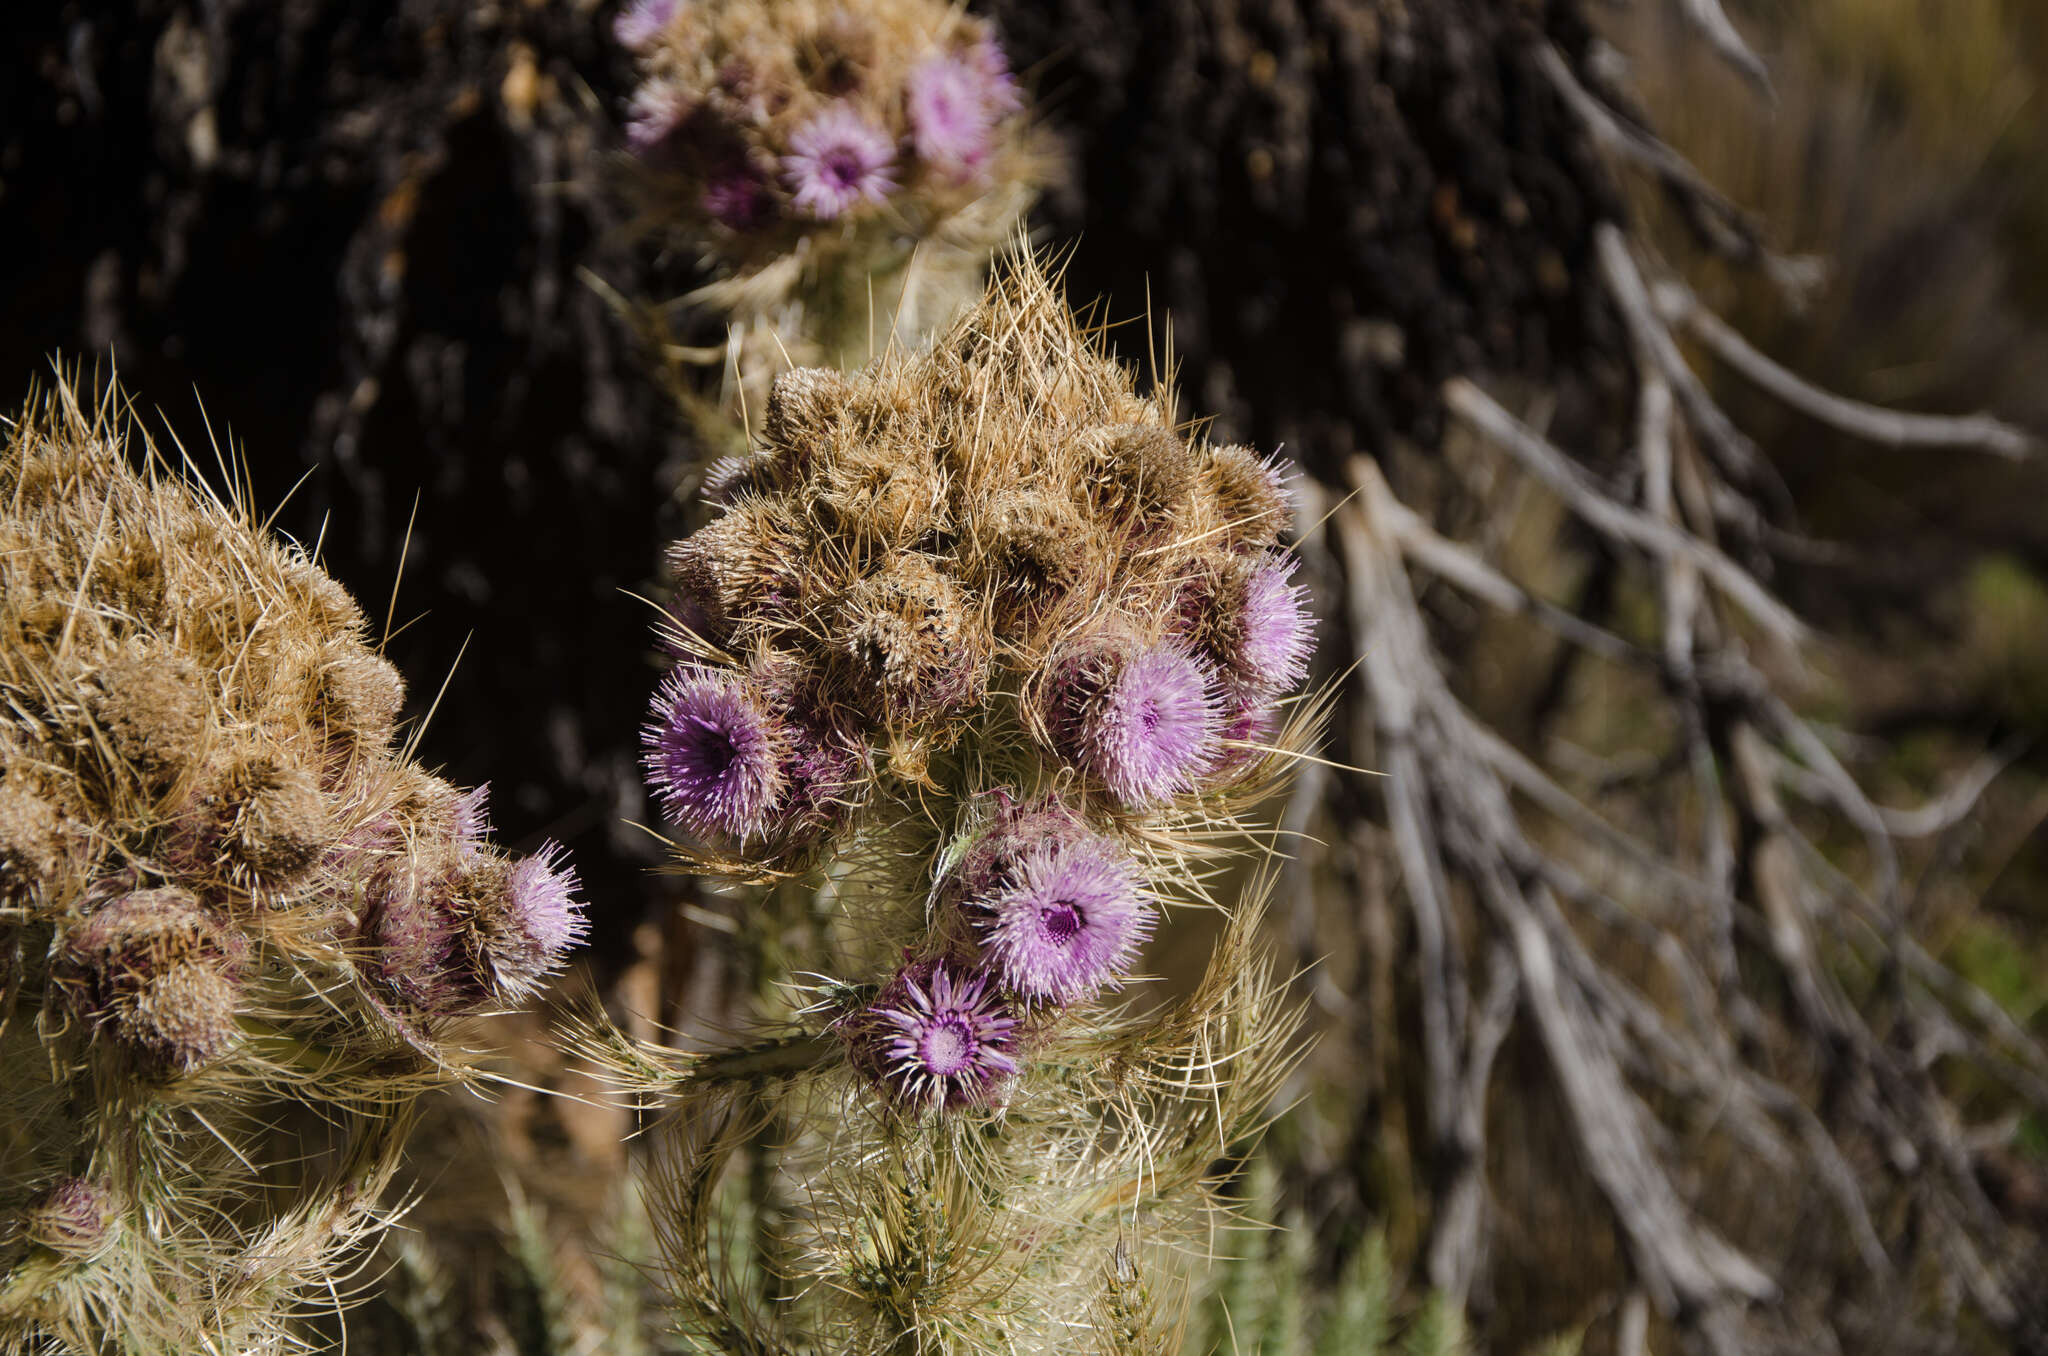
(822, 149, 867, 189)
(1040, 901, 1084, 944)
(675, 714, 739, 778)
(918, 1017, 975, 1075)
(1137, 699, 1163, 735)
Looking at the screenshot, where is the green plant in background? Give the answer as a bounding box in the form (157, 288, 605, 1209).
(0, 376, 585, 1352)
(1184, 1148, 1588, 1356)
(574, 249, 1327, 1353)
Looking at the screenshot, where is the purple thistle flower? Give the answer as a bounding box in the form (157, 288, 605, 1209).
(702, 170, 777, 231)
(626, 80, 687, 154)
(870, 962, 1019, 1107)
(906, 52, 996, 175)
(949, 797, 1077, 903)
(969, 34, 1024, 116)
(507, 840, 587, 957)
(1234, 555, 1314, 698)
(642, 666, 787, 839)
(613, 0, 677, 51)
(782, 103, 897, 219)
(453, 784, 491, 858)
(979, 834, 1152, 1004)
(1052, 639, 1220, 807)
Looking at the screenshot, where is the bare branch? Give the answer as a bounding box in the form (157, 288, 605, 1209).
(1536, 43, 1760, 261)
(1653, 279, 2041, 460)
(1444, 377, 1808, 648)
(1671, 0, 1773, 99)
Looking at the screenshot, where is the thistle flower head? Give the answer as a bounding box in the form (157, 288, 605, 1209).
(26, 1178, 117, 1261)
(968, 33, 1024, 116)
(868, 961, 1019, 1108)
(783, 103, 896, 219)
(1177, 551, 1314, 701)
(1235, 555, 1313, 695)
(613, 0, 678, 50)
(643, 666, 787, 839)
(1051, 638, 1220, 807)
(57, 887, 243, 1073)
(369, 872, 463, 1013)
(627, 80, 689, 153)
(977, 832, 1153, 1004)
(506, 840, 587, 959)
(907, 50, 998, 174)
(1202, 444, 1295, 550)
(1216, 698, 1280, 772)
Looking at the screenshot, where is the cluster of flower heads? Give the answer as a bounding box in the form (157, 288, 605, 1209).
(615, 0, 1032, 258)
(642, 255, 1316, 1112)
(0, 384, 585, 1348)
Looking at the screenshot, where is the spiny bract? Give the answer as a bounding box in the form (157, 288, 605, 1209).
(0, 377, 584, 1354)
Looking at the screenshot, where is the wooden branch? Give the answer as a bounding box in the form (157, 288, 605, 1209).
(1444, 376, 1808, 649)
(1671, 0, 1773, 98)
(1537, 43, 1760, 261)
(1654, 279, 2040, 460)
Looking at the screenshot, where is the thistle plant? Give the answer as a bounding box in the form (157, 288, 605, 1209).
(612, 0, 1048, 437)
(582, 251, 1324, 1352)
(0, 377, 586, 1352)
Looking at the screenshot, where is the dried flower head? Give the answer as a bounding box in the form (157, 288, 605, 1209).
(867, 960, 1019, 1108)
(976, 832, 1153, 1005)
(643, 665, 787, 839)
(315, 646, 406, 745)
(91, 639, 207, 789)
(223, 757, 334, 884)
(25, 1178, 117, 1261)
(1201, 444, 1294, 550)
(56, 887, 242, 1073)
(0, 776, 63, 897)
(832, 554, 988, 723)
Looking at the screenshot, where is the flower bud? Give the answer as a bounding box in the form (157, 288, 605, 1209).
(26, 1178, 116, 1261)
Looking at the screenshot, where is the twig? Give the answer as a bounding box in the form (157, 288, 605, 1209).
(1653, 279, 2041, 460)
(1444, 376, 1807, 649)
